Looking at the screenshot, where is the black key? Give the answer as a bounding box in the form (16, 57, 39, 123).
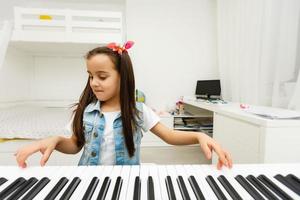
(111, 176, 123, 200)
(274, 174, 300, 196)
(147, 176, 155, 200)
(206, 175, 227, 200)
(177, 176, 190, 200)
(218, 175, 242, 200)
(133, 176, 141, 200)
(0, 178, 7, 186)
(82, 177, 99, 200)
(286, 174, 300, 190)
(165, 176, 176, 200)
(7, 177, 38, 200)
(45, 177, 69, 200)
(0, 177, 26, 200)
(188, 176, 205, 200)
(21, 177, 50, 200)
(286, 174, 300, 185)
(258, 174, 293, 200)
(246, 175, 279, 200)
(97, 177, 111, 200)
(59, 177, 81, 200)
(235, 175, 264, 200)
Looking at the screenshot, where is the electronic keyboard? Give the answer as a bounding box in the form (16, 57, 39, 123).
(0, 164, 299, 200)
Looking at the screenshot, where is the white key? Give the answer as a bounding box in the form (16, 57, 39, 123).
(140, 164, 150, 200)
(175, 165, 196, 200)
(91, 165, 111, 200)
(166, 165, 183, 200)
(149, 165, 162, 200)
(68, 166, 89, 200)
(125, 165, 140, 200)
(191, 164, 218, 200)
(55, 166, 83, 200)
(220, 165, 253, 200)
(157, 165, 169, 200)
(201, 165, 232, 200)
(119, 165, 131, 200)
(33, 166, 67, 199)
(106, 165, 123, 199)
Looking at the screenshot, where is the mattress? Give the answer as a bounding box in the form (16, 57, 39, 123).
(0, 105, 73, 139)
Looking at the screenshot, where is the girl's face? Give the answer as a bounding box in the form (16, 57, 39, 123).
(86, 54, 120, 102)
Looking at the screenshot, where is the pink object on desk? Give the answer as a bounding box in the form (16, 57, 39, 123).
(240, 103, 249, 109)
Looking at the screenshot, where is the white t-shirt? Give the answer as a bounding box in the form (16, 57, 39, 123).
(100, 103, 160, 165)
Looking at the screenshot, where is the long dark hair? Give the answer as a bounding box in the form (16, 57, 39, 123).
(72, 46, 139, 157)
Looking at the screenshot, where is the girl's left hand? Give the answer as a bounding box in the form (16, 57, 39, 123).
(197, 132, 233, 170)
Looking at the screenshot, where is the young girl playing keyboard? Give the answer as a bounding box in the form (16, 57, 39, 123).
(15, 41, 232, 169)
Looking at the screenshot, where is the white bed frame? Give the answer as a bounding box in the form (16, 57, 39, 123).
(12, 7, 123, 44)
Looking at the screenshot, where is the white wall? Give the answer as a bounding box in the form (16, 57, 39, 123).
(0, 47, 32, 104)
(31, 56, 87, 104)
(126, 0, 218, 110)
(0, 0, 219, 110)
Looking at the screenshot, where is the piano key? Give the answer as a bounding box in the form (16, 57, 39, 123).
(148, 165, 162, 200)
(175, 165, 196, 200)
(126, 165, 140, 200)
(91, 165, 111, 200)
(206, 175, 227, 200)
(59, 177, 81, 200)
(7, 177, 38, 200)
(188, 176, 205, 200)
(74, 166, 104, 200)
(118, 165, 131, 200)
(177, 176, 191, 200)
(274, 174, 300, 196)
(235, 175, 265, 200)
(105, 165, 123, 199)
(165, 175, 176, 200)
(147, 176, 155, 200)
(0, 177, 26, 199)
(0, 178, 7, 186)
(287, 174, 300, 185)
(54, 166, 84, 200)
(246, 175, 279, 200)
(166, 165, 183, 199)
(111, 176, 123, 200)
(44, 177, 69, 200)
(285, 174, 300, 194)
(82, 176, 99, 200)
(96, 176, 111, 200)
(201, 165, 231, 200)
(258, 174, 293, 200)
(217, 175, 242, 200)
(33, 166, 68, 199)
(219, 166, 253, 200)
(22, 177, 50, 200)
(189, 165, 217, 200)
(140, 164, 150, 200)
(157, 165, 169, 200)
(133, 176, 141, 200)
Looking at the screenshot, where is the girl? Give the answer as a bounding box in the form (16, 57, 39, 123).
(15, 41, 232, 170)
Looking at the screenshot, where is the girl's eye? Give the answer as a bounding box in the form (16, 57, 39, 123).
(99, 76, 107, 80)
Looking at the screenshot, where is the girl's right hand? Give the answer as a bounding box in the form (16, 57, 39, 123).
(15, 136, 60, 168)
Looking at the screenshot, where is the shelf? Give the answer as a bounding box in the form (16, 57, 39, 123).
(172, 112, 213, 118)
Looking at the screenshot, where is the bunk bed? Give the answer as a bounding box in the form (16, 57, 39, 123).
(0, 7, 123, 148)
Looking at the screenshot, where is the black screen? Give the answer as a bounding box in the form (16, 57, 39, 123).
(195, 80, 221, 96)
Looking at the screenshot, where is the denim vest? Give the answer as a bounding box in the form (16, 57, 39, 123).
(78, 100, 143, 165)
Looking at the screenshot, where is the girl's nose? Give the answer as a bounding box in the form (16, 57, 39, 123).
(90, 78, 100, 87)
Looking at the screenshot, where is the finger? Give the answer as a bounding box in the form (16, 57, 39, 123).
(212, 145, 228, 167)
(201, 143, 212, 159)
(217, 159, 223, 170)
(225, 151, 233, 168)
(16, 146, 40, 168)
(40, 148, 52, 166)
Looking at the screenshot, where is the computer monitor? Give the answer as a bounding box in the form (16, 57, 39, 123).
(195, 80, 221, 99)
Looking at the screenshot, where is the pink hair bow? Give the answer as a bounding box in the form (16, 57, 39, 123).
(107, 41, 134, 55)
